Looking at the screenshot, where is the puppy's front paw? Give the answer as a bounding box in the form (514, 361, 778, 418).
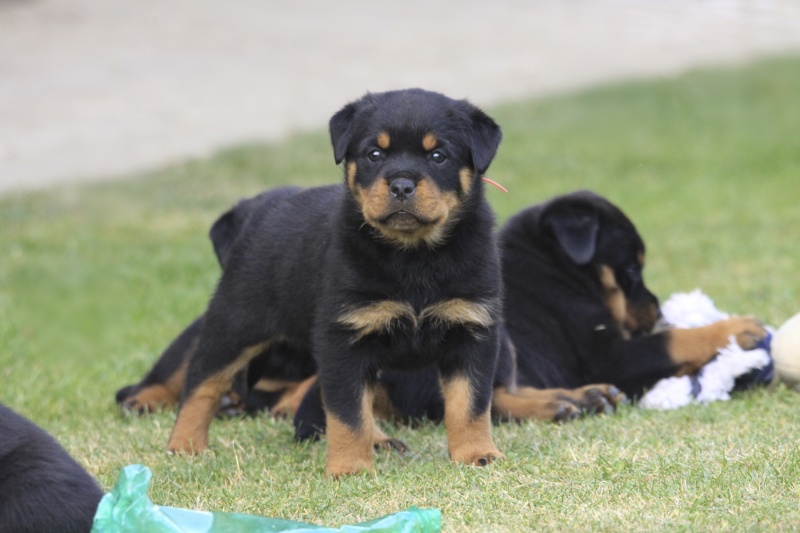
(723, 316, 767, 350)
(167, 432, 208, 455)
(374, 437, 408, 453)
(120, 385, 178, 415)
(572, 384, 626, 415)
(450, 444, 503, 467)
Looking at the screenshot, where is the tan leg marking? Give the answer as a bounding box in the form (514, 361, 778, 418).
(326, 388, 375, 477)
(372, 382, 400, 421)
(441, 377, 502, 466)
(492, 385, 625, 421)
(668, 317, 766, 375)
(167, 341, 271, 454)
(123, 360, 187, 413)
(269, 375, 318, 418)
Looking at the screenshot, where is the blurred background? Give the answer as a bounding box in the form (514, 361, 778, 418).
(2, 0, 800, 193)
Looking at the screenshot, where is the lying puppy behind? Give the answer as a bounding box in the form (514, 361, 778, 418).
(0, 403, 103, 533)
(490, 190, 766, 415)
(165, 89, 510, 476)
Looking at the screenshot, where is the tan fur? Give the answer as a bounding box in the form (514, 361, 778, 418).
(377, 131, 391, 150)
(357, 175, 462, 249)
(492, 384, 624, 421)
(252, 378, 296, 393)
(124, 360, 187, 412)
(440, 377, 502, 466)
(269, 375, 318, 418)
(492, 386, 579, 420)
(337, 300, 416, 342)
(346, 162, 359, 196)
(422, 133, 438, 151)
(668, 317, 766, 375)
(372, 383, 401, 421)
(325, 388, 376, 477)
(459, 168, 474, 198)
(420, 298, 496, 330)
(598, 264, 633, 339)
(359, 178, 392, 226)
(339, 298, 495, 342)
(167, 340, 272, 454)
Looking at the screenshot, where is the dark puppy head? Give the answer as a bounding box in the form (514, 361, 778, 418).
(542, 190, 661, 337)
(329, 89, 502, 249)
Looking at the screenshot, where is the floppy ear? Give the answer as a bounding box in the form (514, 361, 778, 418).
(466, 106, 502, 175)
(209, 207, 243, 267)
(547, 207, 600, 266)
(329, 102, 358, 165)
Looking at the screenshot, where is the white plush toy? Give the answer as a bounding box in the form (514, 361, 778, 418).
(639, 290, 774, 410)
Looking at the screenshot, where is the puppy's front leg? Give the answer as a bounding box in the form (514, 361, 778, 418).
(439, 338, 503, 466)
(321, 375, 376, 477)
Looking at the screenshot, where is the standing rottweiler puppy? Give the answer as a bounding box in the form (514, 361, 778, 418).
(492, 190, 767, 411)
(0, 404, 103, 533)
(166, 89, 505, 475)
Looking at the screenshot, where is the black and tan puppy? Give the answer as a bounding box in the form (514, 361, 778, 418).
(0, 403, 103, 533)
(492, 189, 767, 414)
(166, 89, 505, 475)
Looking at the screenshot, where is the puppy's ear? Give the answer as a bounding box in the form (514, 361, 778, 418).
(546, 206, 600, 266)
(329, 102, 358, 165)
(209, 207, 243, 267)
(466, 106, 502, 175)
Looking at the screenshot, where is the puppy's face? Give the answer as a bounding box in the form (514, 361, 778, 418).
(330, 89, 502, 249)
(544, 192, 661, 338)
(594, 230, 661, 339)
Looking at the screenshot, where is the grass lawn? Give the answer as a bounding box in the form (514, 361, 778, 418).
(2, 55, 800, 531)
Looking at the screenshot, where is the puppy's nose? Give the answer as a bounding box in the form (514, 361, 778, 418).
(389, 177, 416, 202)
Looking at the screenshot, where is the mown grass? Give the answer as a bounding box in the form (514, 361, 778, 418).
(2, 55, 800, 531)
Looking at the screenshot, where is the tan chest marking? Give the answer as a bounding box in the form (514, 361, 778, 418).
(337, 298, 497, 342)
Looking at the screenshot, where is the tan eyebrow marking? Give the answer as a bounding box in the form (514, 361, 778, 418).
(422, 133, 438, 151)
(377, 131, 391, 150)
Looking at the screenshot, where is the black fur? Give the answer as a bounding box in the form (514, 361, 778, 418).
(0, 404, 103, 533)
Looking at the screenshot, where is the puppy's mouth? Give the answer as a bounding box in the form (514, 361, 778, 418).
(380, 210, 437, 232)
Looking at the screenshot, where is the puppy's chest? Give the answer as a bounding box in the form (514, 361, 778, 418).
(336, 296, 498, 348)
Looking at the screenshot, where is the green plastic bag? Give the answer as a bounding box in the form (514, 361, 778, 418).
(91, 464, 441, 533)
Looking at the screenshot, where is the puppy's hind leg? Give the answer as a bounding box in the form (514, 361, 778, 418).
(167, 337, 273, 454)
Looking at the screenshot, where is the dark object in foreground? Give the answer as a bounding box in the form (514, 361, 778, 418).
(0, 403, 103, 533)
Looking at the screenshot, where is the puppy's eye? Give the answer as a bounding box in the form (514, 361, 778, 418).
(430, 151, 447, 164)
(367, 149, 383, 162)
